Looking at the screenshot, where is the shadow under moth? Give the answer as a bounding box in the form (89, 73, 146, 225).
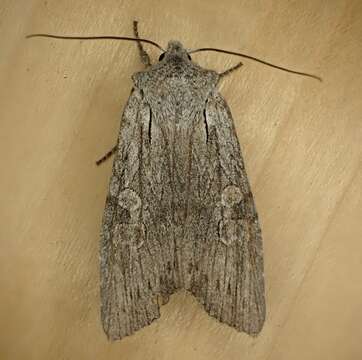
(27, 21, 321, 341)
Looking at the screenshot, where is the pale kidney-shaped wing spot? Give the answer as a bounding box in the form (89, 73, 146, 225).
(219, 185, 244, 246)
(114, 189, 145, 249)
(118, 189, 142, 212)
(219, 219, 244, 246)
(221, 185, 244, 207)
(114, 223, 145, 249)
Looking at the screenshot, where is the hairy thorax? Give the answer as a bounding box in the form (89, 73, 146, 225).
(133, 53, 219, 115)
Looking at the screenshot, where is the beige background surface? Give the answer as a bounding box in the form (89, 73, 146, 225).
(1, 1, 361, 359)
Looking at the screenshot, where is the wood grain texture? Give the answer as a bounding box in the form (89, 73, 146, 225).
(0, 1, 361, 359)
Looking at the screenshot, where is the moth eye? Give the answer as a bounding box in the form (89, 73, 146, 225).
(158, 53, 165, 61)
(187, 53, 192, 60)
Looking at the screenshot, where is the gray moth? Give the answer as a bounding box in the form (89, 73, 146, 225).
(100, 22, 265, 340)
(27, 21, 321, 342)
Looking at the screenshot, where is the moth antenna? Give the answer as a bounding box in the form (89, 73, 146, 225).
(189, 47, 322, 82)
(26, 33, 165, 52)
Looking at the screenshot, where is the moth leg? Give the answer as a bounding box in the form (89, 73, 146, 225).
(219, 62, 243, 79)
(96, 145, 117, 166)
(133, 20, 152, 67)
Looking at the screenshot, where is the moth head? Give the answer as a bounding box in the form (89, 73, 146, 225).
(158, 40, 192, 62)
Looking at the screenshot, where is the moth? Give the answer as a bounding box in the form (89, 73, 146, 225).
(27, 21, 321, 341)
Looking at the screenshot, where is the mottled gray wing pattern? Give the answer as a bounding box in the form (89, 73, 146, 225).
(188, 90, 265, 336)
(101, 52, 265, 340)
(100, 86, 196, 340)
(100, 88, 164, 340)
